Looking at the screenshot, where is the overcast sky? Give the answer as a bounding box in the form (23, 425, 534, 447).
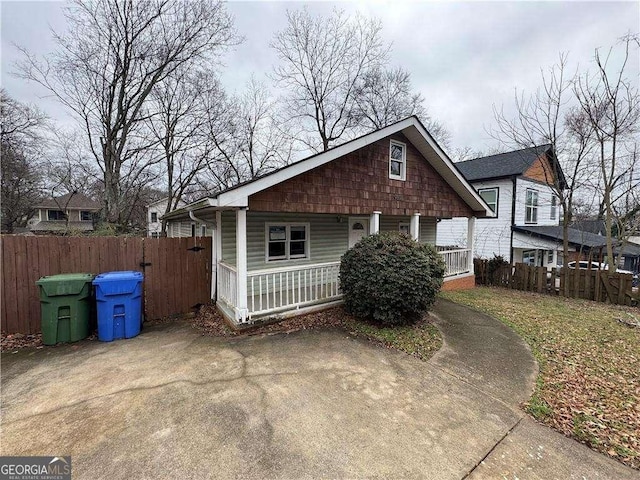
(1, 1, 639, 155)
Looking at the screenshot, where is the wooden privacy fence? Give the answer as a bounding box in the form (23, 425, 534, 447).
(474, 259, 638, 306)
(1, 235, 212, 334)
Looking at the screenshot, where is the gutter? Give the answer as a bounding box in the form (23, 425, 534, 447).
(189, 210, 216, 228)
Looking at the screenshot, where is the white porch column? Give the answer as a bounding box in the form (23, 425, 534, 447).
(410, 213, 420, 241)
(214, 211, 222, 300)
(467, 216, 476, 273)
(370, 211, 381, 234)
(236, 208, 248, 322)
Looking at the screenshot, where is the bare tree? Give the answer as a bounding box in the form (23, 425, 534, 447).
(199, 78, 294, 192)
(235, 77, 294, 178)
(573, 34, 640, 271)
(0, 91, 46, 232)
(271, 8, 388, 152)
(16, 0, 238, 228)
(1, 142, 42, 232)
(146, 69, 217, 234)
(491, 54, 596, 293)
(353, 66, 451, 147)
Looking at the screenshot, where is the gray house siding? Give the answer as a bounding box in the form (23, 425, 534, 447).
(220, 211, 437, 269)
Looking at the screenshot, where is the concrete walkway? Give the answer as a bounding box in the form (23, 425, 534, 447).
(1, 300, 636, 479)
(432, 299, 637, 479)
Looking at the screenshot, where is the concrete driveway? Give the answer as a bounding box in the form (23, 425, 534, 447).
(1, 300, 635, 479)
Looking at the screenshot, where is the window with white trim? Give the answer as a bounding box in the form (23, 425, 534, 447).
(547, 250, 554, 264)
(399, 223, 410, 235)
(389, 140, 406, 181)
(525, 189, 539, 224)
(523, 250, 537, 266)
(151, 212, 158, 223)
(478, 188, 498, 216)
(550, 195, 557, 220)
(266, 224, 309, 261)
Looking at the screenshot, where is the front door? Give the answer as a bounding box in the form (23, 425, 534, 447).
(348, 218, 369, 248)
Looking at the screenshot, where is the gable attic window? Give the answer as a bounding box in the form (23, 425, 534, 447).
(389, 140, 406, 181)
(525, 189, 539, 224)
(266, 224, 309, 262)
(478, 188, 498, 216)
(47, 210, 66, 221)
(550, 195, 557, 220)
(151, 212, 158, 223)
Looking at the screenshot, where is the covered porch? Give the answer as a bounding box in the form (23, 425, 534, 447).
(216, 208, 476, 324)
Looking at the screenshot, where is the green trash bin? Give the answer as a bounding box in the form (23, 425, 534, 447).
(36, 273, 95, 345)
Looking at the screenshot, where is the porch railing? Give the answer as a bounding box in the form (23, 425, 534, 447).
(218, 262, 237, 308)
(439, 249, 471, 277)
(247, 262, 341, 317)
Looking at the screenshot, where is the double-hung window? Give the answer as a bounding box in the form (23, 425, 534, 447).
(525, 189, 539, 224)
(550, 195, 557, 220)
(389, 140, 406, 181)
(266, 224, 309, 261)
(150, 212, 158, 223)
(478, 188, 498, 216)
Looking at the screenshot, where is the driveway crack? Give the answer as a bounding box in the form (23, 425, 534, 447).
(461, 417, 523, 479)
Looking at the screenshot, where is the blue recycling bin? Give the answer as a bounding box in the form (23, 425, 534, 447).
(93, 271, 144, 342)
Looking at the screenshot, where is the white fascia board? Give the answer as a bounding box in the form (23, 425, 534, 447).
(404, 123, 493, 217)
(161, 197, 218, 220)
(216, 116, 493, 218)
(216, 118, 417, 207)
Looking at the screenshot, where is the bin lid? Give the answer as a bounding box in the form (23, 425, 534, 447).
(93, 271, 143, 296)
(36, 273, 95, 296)
(93, 271, 144, 283)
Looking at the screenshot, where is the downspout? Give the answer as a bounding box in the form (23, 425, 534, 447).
(510, 175, 517, 264)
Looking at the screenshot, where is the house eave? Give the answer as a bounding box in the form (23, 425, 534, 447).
(215, 117, 493, 218)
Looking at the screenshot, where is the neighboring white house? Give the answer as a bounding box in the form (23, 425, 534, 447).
(161, 116, 493, 326)
(437, 145, 568, 267)
(146, 197, 186, 237)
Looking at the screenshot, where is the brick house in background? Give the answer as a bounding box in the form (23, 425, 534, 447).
(161, 117, 492, 326)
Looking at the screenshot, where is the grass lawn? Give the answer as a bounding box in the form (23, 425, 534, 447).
(441, 287, 640, 470)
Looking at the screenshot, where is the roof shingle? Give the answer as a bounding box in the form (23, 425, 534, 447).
(455, 145, 552, 181)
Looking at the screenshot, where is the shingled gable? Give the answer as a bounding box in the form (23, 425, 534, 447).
(165, 116, 491, 219)
(455, 144, 566, 188)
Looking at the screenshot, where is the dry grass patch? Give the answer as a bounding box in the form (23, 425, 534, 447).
(192, 305, 441, 361)
(441, 287, 640, 470)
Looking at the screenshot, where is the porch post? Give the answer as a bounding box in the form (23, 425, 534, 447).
(214, 211, 222, 300)
(467, 216, 476, 273)
(236, 208, 248, 322)
(370, 211, 381, 234)
(410, 213, 420, 241)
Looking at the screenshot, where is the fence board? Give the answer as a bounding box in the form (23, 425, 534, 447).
(1, 235, 211, 334)
(475, 259, 637, 308)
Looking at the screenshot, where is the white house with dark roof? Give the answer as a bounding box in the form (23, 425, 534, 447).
(161, 117, 493, 326)
(437, 145, 568, 267)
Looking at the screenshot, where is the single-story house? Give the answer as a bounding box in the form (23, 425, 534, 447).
(163, 116, 493, 326)
(28, 193, 101, 234)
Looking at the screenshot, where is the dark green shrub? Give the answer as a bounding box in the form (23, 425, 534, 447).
(339, 232, 445, 325)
